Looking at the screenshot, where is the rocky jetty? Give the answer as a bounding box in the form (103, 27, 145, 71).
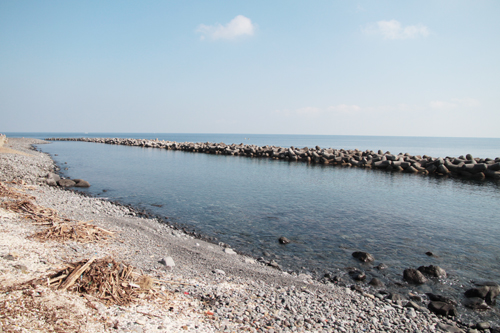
(46, 137, 500, 181)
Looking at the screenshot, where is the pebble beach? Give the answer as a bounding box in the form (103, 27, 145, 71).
(0, 137, 498, 333)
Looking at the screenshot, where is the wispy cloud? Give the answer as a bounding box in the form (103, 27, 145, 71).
(296, 107, 322, 116)
(364, 20, 430, 40)
(430, 98, 480, 110)
(328, 104, 362, 113)
(197, 15, 255, 40)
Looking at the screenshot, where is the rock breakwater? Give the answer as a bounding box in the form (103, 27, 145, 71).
(46, 137, 500, 181)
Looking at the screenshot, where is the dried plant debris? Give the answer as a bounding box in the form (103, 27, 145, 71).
(0, 199, 66, 225)
(0, 181, 35, 202)
(30, 221, 114, 243)
(0, 286, 99, 333)
(33, 257, 167, 306)
(1, 181, 115, 244)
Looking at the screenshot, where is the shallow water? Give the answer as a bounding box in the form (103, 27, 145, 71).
(28, 134, 500, 323)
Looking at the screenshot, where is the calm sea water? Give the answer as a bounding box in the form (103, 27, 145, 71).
(6, 132, 500, 321)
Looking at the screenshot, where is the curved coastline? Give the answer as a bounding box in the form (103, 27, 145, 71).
(2, 137, 499, 330)
(46, 137, 500, 182)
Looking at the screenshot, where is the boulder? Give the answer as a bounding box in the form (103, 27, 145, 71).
(368, 277, 385, 288)
(159, 256, 175, 268)
(465, 283, 500, 305)
(57, 179, 76, 187)
(428, 301, 457, 316)
(418, 265, 447, 278)
(349, 269, 366, 281)
(463, 297, 490, 310)
(352, 251, 375, 263)
(375, 263, 388, 270)
(47, 172, 60, 182)
(278, 236, 291, 244)
(46, 178, 58, 186)
(426, 293, 456, 305)
(403, 268, 428, 284)
(73, 179, 91, 187)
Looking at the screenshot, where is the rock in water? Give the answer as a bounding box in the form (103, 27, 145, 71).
(464, 297, 490, 310)
(428, 301, 457, 316)
(57, 179, 76, 187)
(403, 268, 428, 284)
(349, 270, 366, 281)
(278, 236, 291, 244)
(418, 265, 447, 278)
(73, 179, 91, 187)
(465, 283, 500, 305)
(368, 278, 385, 288)
(426, 293, 456, 305)
(352, 251, 375, 263)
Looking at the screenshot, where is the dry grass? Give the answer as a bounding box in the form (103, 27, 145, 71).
(30, 221, 114, 243)
(0, 181, 114, 243)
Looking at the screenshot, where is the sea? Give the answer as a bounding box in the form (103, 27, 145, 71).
(5, 132, 500, 323)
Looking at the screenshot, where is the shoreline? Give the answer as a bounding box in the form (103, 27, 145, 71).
(1, 138, 498, 332)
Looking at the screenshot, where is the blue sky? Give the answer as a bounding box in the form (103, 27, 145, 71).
(1, 1, 499, 137)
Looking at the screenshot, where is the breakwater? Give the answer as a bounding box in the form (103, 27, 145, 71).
(46, 137, 500, 181)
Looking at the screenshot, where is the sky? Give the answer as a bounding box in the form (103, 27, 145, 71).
(1, 0, 499, 137)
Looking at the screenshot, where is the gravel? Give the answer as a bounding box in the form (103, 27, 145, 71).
(1, 137, 495, 332)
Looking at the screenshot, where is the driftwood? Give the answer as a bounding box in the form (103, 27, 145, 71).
(30, 221, 114, 243)
(0, 181, 36, 201)
(41, 257, 163, 306)
(1, 181, 115, 244)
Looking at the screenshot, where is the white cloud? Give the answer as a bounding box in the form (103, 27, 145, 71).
(364, 20, 430, 40)
(197, 15, 255, 40)
(328, 104, 362, 113)
(296, 107, 322, 116)
(430, 98, 480, 110)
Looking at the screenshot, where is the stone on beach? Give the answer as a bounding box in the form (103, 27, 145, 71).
(159, 256, 175, 268)
(224, 248, 236, 255)
(428, 301, 457, 316)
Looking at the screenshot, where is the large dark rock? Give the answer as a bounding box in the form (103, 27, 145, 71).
(465, 283, 500, 305)
(278, 236, 291, 244)
(368, 277, 385, 288)
(403, 268, 428, 284)
(57, 179, 76, 187)
(73, 179, 91, 187)
(428, 301, 457, 316)
(352, 251, 375, 263)
(464, 297, 490, 310)
(426, 293, 456, 305)
(418, 265, 447, 278)
(349, 269, 366, 281)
